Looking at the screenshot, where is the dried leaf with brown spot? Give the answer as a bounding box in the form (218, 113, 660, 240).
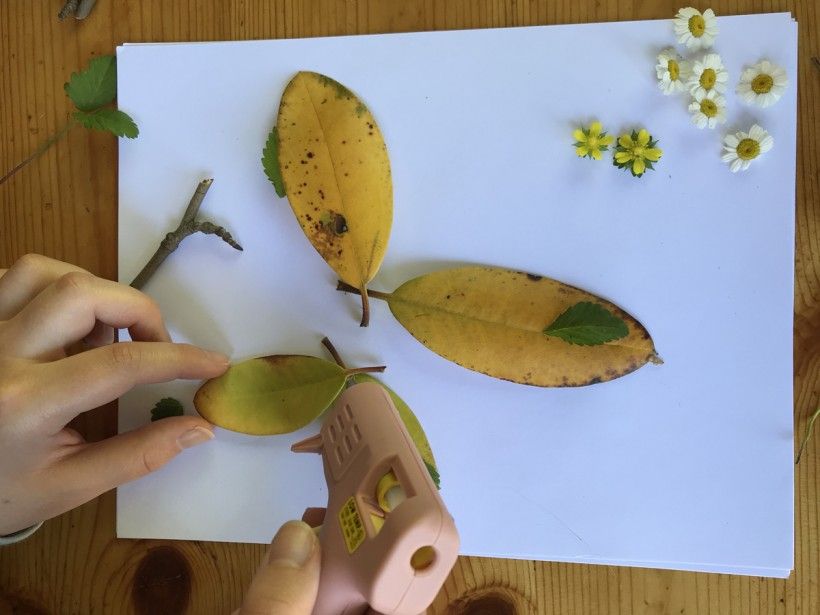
(340, 265, 661, 387)
(275, 71, 392, 326)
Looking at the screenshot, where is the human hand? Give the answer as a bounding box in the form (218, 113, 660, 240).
(236, 521, 321, 615)
(0, 254, 228, 536)
(238, 518, 393, 615)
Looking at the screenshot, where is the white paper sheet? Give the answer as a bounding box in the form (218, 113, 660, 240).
(117, 13, 797, 577)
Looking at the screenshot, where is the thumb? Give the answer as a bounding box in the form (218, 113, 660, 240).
(238, 521, 321, 615)
(56, 416, 215, 496)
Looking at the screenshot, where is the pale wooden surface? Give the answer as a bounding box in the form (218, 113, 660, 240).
(0, 1, 817, 614)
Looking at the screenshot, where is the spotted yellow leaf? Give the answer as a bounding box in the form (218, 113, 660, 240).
(341, 265, 661, 387)
(274, 71, 392, 326)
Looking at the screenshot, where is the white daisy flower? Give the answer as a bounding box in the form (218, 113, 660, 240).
(688, 90, 727, 129)
(674, 7, 719, 51)
(721, 124, 774, 172)
(737, 60, 788, 108)
(688, 53, 728, 98)
(656, 48, 690, 95)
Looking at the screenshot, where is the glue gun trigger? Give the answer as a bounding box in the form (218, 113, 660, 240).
(291, 433, 323, 454)
(301, 507, 326, 531)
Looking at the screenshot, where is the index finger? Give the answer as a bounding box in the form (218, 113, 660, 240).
(33, 342, 229, 430)
(0, 254, 88, 319)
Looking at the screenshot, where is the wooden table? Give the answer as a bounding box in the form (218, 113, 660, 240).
(1, 1, 817, 613)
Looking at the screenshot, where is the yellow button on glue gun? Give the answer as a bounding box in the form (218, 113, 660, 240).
(292, 382, 460, 615)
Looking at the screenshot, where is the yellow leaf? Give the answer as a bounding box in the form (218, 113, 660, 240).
(194, 355, 349, 435)
(344, 266, 660, 387)
(276, 71, 393, 326)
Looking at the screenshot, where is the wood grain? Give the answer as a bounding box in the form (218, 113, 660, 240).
(1, 1, 818, 613)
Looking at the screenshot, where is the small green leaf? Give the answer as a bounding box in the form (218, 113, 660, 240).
(64, 55, 117, 112)
(424, 460, 441, 490)
(151, 397, 184, 421)
(543, 301, 629, 346)
(262, 126, 286, 197)
(74, 109, 139, 138)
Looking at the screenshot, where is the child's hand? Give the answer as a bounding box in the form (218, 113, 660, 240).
(0, 254, 228, 535)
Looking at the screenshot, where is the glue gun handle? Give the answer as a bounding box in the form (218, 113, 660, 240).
(311, 540, 368, 615)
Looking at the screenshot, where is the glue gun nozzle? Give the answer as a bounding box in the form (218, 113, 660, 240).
(291, 433, 323, 454)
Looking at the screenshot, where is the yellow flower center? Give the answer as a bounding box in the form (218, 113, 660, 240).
(752, 73, 774, 94)
(736, 138, 760, 161)
(699, 68, 716, 90)
(700, 99, 718, 118)
(587, 136, 599, 149)
(632, 146, 645, 158)
(688, 14, 706, 37)
(668, 59, 680, 81)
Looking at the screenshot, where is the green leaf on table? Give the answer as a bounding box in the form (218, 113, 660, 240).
(262, 126, 286, 197)
(543, 301, 629, 346)
(151, 397, 184, 422)
(64, 55, 117, 111)
(74, 109, 139, 138)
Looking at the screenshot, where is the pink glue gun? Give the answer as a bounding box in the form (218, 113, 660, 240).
(292, 382, 459, 615)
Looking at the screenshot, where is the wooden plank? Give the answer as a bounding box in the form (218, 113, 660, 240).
(1, 1, 816, 613)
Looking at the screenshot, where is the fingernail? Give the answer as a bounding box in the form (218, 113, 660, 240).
(205, 350, 229, 365)
(268, 520, 317, 568)
(177, 426, 215, 449)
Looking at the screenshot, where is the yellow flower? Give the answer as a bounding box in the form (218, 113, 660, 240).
(572, 121, 615, 160)
(612, 129, 662, 177)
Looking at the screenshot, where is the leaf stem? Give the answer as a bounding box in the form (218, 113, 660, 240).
(337, 280, 392, 302)
(130, 179, 243, 290)
(320, 337, 347, 368)
(795, 406, 820, 465)
(344, 366, 387, 375)
(0, 119, 76, 186)
(359, 285, 370, 327)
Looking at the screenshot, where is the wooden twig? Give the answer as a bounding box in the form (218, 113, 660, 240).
(130, 179, 243, 290)
(58, 0, 79, 20)
(59, 0, 97, 20)
(76, 0, 98, 19)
